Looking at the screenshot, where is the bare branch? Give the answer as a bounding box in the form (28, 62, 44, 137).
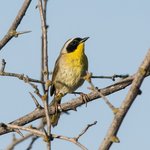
(6, 123, 44, 150)
(0, 0, 32, 50)
(38, 0, 50, 149)
(76, 121, 97, 140)
(0, 71, 44, 84)
(28, 82, 43, 98)
(52, 121, 97, 150)
(6, 133, 33, 150)
(5, 124, 45, 138)
(0, 73, 142, 136)
(91, 74, 129, 81)
(98, 49, 150, 150)
(39, 0, 49, 87)
(85, 72, 118, 114)
(29, 92, 42, 109)
(0, 59, 6, 72)
(26, 136, 39, 150)
(53, 134, 88, 150)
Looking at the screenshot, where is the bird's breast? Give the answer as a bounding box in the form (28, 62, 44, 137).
(54, 53, 88, 94)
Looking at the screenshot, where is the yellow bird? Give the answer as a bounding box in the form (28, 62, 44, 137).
(50, 37, 89, 126)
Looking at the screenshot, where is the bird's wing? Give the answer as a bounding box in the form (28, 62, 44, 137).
(50, 54, 61, 96)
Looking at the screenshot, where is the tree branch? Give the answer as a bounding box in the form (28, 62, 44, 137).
(6, 133, 34, 150)
(39, 0, 49, 89)
(75, 121, 97, 140)
(0, 0, 32, 50)
(52, 121, 97, 150)
(6, 121, 96, 150)
(98, 49, 150, 150)
(0, 73, 145, 136)
(38, 0, 51, 149)
(0, 71, 44, 84)
(6, 122, 44, 150)
(53, 134, 88, 150)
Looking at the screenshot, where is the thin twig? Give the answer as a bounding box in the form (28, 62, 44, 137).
(53, 135, 87, 150)
(76, 121, 97, 140)
(38, 0, 50, 149)
(39, 0, 49, 88)
(6, 120, 94, 150)
(52, 121, 97, 150)
(28, 82, 43, 98)
(13, 30, 31, 37)
(6, 133, 34, 150)
(85, 72, 117, 113)
(5, 124, 45, 138)
(0, 0, 32, 50)
(29, 92, 42, 109)
(0, 71, 44, 84)
(26, 136, 39, 150)
(91, 74, 129, 81)
(6, 122, 44, 150)
(0, 59, 6, 72)
(98, 49, 150, 150)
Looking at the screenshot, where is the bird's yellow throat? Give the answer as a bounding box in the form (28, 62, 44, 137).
(67, 43, 85, 60)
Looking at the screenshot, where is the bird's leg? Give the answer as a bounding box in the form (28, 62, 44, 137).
(51, 93, 63, 113)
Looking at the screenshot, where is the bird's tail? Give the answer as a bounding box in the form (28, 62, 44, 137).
(50, 97, 62, 127)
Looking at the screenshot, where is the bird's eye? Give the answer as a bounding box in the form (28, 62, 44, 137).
(66, 39, 80, 53)
(71, 40, 78, 46)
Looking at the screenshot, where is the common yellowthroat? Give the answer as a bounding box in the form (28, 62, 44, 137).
(50, 37, 89, 126)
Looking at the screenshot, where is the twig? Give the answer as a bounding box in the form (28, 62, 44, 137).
(0, 71, 44, 84)
(98, 49, 150, 150)
(52, 121, 97, 150)
(38, 0, 50, 149)
(6, 133, 34, 150)
(39, 0, 49, 88)
(26, 136, 39, 150)
(5, 124, 45, 138)
(28, 82, 43, 98)
(12, 30, 31, 37)
(53, 134, 88, 150)
(91, 74, 129, 81)
(0, 73, 149, 136)
(4, 123, 88, 150)
(96, 88, 118, 114)
(29, 92, 42, 109)
(6, 122, 44, 150)
(0, 0, 32, 50)
(85, 72, 117, 113)
(0, 59, 6, 72)
(76, 121, 97, 140)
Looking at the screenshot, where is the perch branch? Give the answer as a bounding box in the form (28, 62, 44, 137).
(0, 73, 145, 136)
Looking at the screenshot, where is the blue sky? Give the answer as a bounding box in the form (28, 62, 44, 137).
(0, 0, 150, 150)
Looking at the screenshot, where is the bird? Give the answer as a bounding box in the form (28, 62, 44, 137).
(50, 37, 89, 126)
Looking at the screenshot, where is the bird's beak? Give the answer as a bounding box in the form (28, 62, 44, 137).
(80, 37, 89, 43)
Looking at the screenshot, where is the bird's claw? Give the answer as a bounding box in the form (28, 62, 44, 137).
(80, 93, 89, 107)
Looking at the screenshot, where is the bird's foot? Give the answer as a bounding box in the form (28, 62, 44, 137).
(72, 92, 89, 107)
